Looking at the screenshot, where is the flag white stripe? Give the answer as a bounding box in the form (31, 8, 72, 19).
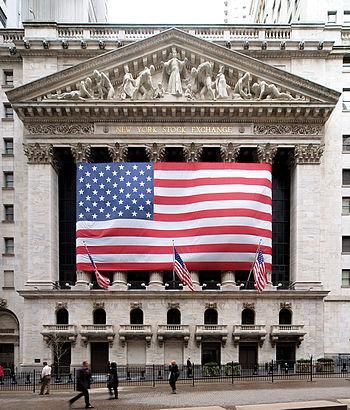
(155, 169, 272, 180)
(155, 185, 271, 197)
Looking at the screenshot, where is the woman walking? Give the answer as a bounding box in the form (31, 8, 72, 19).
(107, 362, 118, 400)
(168, 360, 180, 394)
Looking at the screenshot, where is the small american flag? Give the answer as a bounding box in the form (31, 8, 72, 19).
(253, 248, 267, 292)
(83, 242, 110, 289)
(174, 247, 195, 292)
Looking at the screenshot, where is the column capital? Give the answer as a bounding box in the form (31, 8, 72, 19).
(70, 143, 91, 163)
(294, 144, 324, 165)
(23, 142, 58, 170)
(107, 142, 128, 162)
(257, 143, 278, 164)
(183, 142, 203, 162)
(220, 143, 240, 162)
(145, 142, 166, 162)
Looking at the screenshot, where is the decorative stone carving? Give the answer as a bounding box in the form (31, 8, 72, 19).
(161, 47, 188, 96)
(23, 143, 58, 170)
(233, 72, 252, 99)
(252, 80, 302, 101)
(205, 302, 217, 309)
(130, 302, 142, 310)
(26, 123, 94, 135)
(145, 142, 166, 162)
(145, 335, 152, 348)
(55, 302, 67, 311)
(184, 84, 196, 100)
(119, 335, 126, 348)
(93, 301, 105, 310)
(133, 65, 156, 100)
(120, 65, 136, 100)
(220, 143, 240, 162)
(154, 82, 165, 99)
(0, 298, 7, 308)
(47, 77, 95, 100)
(168, 302, 180, 310)
(183, 142, 203, 162)
(215, 65, 231, 99)
(92, 69, 115, 99)
(257, 143, 278, 164)
(191, 61, 216, 100)
(157, 335, 164, 347)
(70, 143, 91, 163)
(253, 124, 322, 136)
(294, 144, 324, 164)
(184, 336, 190, 348)
(243, 302, 255, 310)
(280, 302, 292, 310)
(107, 142, 128, 162)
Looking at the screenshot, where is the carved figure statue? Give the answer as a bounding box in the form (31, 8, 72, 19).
(184, 84, 196, 100)
(191, 61, 215, 100)
(251, 80, 296, 101)
(215, 65, 231, 99)
(161, 47, 188, 96)
(132, 65, 156, 100)
(92, 69, 115, 99)
(188, 67, 198, 93)
(233, 72, 252, 99)
(47, 77, 95, 100)
(121, 65, 136, 99)
(154, 82, 165, 99)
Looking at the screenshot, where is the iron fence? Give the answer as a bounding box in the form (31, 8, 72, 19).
(2, 358, 350, 391)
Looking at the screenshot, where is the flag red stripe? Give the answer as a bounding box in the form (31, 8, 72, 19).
(154, 208, 272, 222)
(155, 177, 271, 188)
(76, 226, 272, 239)
(76, 244, 273, 255)
(155, 162, 272, 171)
(155, 192, 272, 205)
(77, 261, 272, 271)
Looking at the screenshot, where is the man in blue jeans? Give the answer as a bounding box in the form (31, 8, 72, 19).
(69, 361, 94, 409)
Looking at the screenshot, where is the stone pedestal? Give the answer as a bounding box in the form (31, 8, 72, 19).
(110, 271, 128, 290)
(72, 270, 91, 290)
(221, 271, 240, 291)
(147, 271, 164, 290)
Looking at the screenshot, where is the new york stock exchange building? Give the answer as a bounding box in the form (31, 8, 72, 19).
(1, 22, 349, 373)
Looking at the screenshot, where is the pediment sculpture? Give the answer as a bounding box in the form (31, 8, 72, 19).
(43, 50, 305, 102)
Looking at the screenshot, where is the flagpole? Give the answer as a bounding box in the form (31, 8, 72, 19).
(245, 238, 262, 288)
(172, 240, 176, 284)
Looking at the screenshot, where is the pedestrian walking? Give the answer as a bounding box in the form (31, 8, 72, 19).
(186, 357, 192, 378)
(107, 362, 118, 399)
(39, 361, 51, 395)
(0, 364, 4, 384)
(68, 361, 94, 409)
(168, 360, 180, 394)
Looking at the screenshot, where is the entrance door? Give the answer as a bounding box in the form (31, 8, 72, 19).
(90, 342, 109, 372)
(201, 342, 221, 365)
(239, 344, 258, 368)
(0, 344, 14, 370)
(276, 342, 296, 365)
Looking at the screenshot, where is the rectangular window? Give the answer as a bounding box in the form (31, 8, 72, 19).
(343, 89, 350, 110)
(3, 70, 13, 87)
(342, 270, 350, 287)
(3, 270, 14, 288)
(3, 104, 13, 119)
(4, 205, 13, 222)
(4, 237, 14, 254)
(342, 236, 350, 253)
(4, 171, 13, 188)
(328, 11, 337, 23)
(344, 10, 350, 23)
(343, 198, 350, 214)
(4, 138, 13, 155)
(343, 169, 350, 185)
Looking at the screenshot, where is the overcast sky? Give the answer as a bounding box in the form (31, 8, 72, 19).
(107, 0, 224, 24)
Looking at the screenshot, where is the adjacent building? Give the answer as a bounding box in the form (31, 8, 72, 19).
(0, 20, 349, 372)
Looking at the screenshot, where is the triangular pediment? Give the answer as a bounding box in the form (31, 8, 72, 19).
(7, 28, 340, 122)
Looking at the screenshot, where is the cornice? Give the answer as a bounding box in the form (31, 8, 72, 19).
(6, 28, 340, 105)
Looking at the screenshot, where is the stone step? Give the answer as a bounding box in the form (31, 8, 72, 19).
(159, 407, 226, 410)
(235, 400, 347, 410)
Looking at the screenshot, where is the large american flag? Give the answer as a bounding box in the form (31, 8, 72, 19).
(76, 162, 272, 271)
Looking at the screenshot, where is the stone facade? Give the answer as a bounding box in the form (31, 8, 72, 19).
(0, 22, 348, 371)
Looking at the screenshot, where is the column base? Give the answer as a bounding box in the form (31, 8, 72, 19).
(109, 282, 128, 291)
(147, 282, 164, 290)
(221, 281, 240, 291)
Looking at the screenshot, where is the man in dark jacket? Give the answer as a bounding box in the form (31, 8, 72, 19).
(168, 360, 180, 393)
(69, 361, 94, 409)
(107, 362, 119, 399)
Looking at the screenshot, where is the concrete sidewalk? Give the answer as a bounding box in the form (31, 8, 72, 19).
(1, 379, 350, 409)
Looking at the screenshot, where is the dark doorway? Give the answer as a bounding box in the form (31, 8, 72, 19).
(53, 342, 71, 374)
(201, 342, 221, 365)
(279, 309, 292, 324)
(204, 309, 218, 324)
(90, 342, 109, 372)
(167, 309, 181, 324)
(56, 308, 69, 324)
(93, 308, 106, 324)
(0, 343, 14, 370)
(276, 343, 296, 364)
(241, 309, 255, 325)
(239, 344, 258, 368)
(130, 308, 144, 324)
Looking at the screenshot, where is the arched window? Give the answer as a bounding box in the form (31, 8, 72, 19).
(93, 308, 106, 325)
(279, 308, 292, 325)
(242, 308, 255, 325)
(204, 308, 218, 325)
(130, 308, 143, 324)
(56, 308, 69, 325)
(167, 309, 181, 324)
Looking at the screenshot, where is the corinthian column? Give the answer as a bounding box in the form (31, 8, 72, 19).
(183, 142, 203, 162)
(257, 143, 278, 164)
(145, 142, 166, 162)
(290, 144, 324, 290)
(23, 143, 59, 289)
